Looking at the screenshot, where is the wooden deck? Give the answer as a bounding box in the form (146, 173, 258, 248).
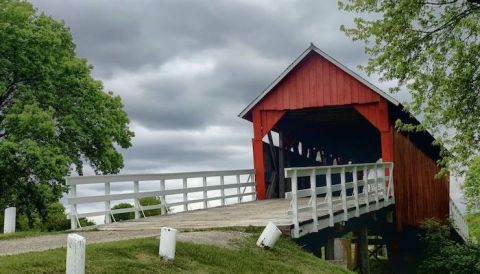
(98, 199, 294, 233)
(98, 196, 393, 237)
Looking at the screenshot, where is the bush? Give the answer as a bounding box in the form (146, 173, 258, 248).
(111, 203, 135, 221)
(418, 219, 480, 274)
(139, 197, 162, 217)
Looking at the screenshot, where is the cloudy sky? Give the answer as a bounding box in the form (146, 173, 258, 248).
(29, 1, 462, 206)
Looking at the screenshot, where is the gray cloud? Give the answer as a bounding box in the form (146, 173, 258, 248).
(30, 0, 406, 174)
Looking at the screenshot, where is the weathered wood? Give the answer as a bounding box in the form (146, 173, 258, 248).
(66, 234, 86, 274)
(357, 225, 370, 274)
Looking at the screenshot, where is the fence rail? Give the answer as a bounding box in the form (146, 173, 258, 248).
(285, 162, 394, 238)
(450, 198, 469, 242)
(66, 169, 255, 229)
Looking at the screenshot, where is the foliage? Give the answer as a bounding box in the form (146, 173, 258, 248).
(339, 0, 480, 174)
(111, 203, 135, 221)
(418, 219, 480, 274)
(139, 196, 162, 217)
(466, 213, 480, 240)
(0, 0, 134, 225)
(463, 156, 480, 211)
(0, 202, 94, 232)
(0, 233, 352, 274)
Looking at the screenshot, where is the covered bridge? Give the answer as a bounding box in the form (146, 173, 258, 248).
(239, 44, 449, 231)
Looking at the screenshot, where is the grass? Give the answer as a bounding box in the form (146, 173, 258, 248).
(0, 230, 64, 241)
(0, 233, 352, 274)
(466, 213, 480, 240)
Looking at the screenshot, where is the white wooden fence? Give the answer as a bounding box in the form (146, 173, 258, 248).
(450, 197, 469, 242)
(67, 169, 255, 230)
(285, 162, 394, 238)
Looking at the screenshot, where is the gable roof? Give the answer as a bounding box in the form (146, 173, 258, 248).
(239, 43, 400, 119)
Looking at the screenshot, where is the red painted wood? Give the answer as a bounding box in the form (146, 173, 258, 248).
(393, 131, 449, 228)
(254, 52, 381, 112)
(260, 110, 286, 138)
(252, 110, 266, 200)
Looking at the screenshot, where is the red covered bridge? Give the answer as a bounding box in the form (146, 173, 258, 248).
(239, 44, 449, 233)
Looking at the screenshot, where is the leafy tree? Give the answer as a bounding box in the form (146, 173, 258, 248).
(111, 203, 135, 221)
(0, 0, 133, 226)
(339, 0, 480, 174)
(418, 219, 480, 274)
(463, 156, 480, 211)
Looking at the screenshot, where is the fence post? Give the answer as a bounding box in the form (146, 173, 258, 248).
(220, 176, 225, 206)
(236, 174, 241, 203)
(160, 179, 166, 215)
(202, 177, 208, 209)
(104, 182, 111, 224)
(341, 167, 348, 221)
(353, 167, 359, 217)
(291, 170, 300, 238)
(66, 233, 86, 274)
(70, 182, 78, 230)
(182, 178, 188, 211)
(363, 166, 370, 212)
(3, 207, 16, 234)
(134, 180, 140, 219)
(374, 164, 379, 210)
(326, 168, 334, 227)
(310, 169, 318, 232)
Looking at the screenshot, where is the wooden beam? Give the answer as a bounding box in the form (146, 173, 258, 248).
(357, 224, 370, 274)
(278, 130, 286, 198)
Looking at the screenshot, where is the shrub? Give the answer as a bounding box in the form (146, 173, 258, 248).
(111, 203, 135, 221)
(139, 197, 162, 217)
(418, 219, 480, 274)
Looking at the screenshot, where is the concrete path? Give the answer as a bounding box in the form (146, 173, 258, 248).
(0, 230, 247, 256)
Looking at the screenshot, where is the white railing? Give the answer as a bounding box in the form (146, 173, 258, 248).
(450, 197, 469, 242)
(285, 162, 394, 238)
(67, 169, 255, 230)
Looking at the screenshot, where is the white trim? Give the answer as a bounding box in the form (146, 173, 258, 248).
(239, 44, 399, 119)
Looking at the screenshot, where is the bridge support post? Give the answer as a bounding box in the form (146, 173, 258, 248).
(357, 224, 370, 274)
(325, 229, 335, 260)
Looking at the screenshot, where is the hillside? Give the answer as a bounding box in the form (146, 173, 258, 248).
(0, 232, 352, 274)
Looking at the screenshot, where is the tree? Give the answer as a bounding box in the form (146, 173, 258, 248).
(139, 196, 162, 217)
(0, 0, 134, 226)
(339, 0, 480, 174)
(463, 156, 480, 211)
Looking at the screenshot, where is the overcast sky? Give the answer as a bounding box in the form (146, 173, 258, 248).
(29, 1, 463, 207)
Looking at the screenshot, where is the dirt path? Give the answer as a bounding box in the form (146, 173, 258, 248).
(0, 230, 248, 256)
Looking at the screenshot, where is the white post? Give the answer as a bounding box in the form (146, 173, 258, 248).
(70, 183, 78, 230)
(104, 182, 111, 224)
(364, 166, 370, 212)
(220, 176, 225, 206)
(160, 179, 166, 215)
(310, 169, 318, 232)
(257, 222, 282, 249)
(3, 207, 16, 234)
(182, 178, 188, 211)
(291, 170, 300, 238)
(341, 167, 348, 221)
(134, 180, 140, 219)
(353, 167, 360, 217)
(159, 227, 177, 261)
(202, 177, 208, 209)
(236, 174, 241, 203)
(66, 233, 86, 274)
(326, 168, 334, 227)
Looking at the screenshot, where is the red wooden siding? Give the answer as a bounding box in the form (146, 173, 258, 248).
(254, 52, 381, 112)
(393, 131, 449, 227)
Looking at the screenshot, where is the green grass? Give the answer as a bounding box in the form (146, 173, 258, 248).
(466, 213, 480, 240)
(0, 230, 64, 241)
(0, 233, 352, 274)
